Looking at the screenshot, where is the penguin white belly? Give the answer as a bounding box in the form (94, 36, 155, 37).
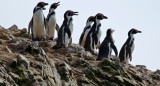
(90, 33, 93, 50)
(81, 29, 90, 47)
(33, 11, 46, 39)
(96, 29, 102, 47)
(108, 43, 111, 59)
(131, 43, 135, 53)
(47, 15, 56, 38)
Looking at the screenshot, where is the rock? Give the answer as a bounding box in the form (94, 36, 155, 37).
(5, 46, 12, 53)
(8, 24, 18, 31)
(38, 82, 47, 86)
(31, 41, 39, 47)
(8, 38, 22, 44)
(155, 69, 160, 75)
(17, 54, 30, 69)
(66, 43, 85, 53)
(38, 47, 46, 56)
(35, 54, 44, 62)
(83, 51, 94, 60)
(21, 28, 27, 34)
(39, 41, 55, 47)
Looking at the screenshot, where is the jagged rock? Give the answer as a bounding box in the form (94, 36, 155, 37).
(8, 24, 18, 31)
(58, 61, 78, 86)
(21, 28, 27, 34)
(66, 43, 85, 53)
(35, 54, 44, 62)
(38, 47, 46, 56)
(31, 41, 39, 47)
(155, 69, 160, 74)
(39, 41, 55, 47)
(17, 54, 30, 69)
(8, 38, 22, 44)
(5, 46, 12, 53)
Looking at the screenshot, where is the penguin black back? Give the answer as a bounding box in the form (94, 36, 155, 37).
(52, 10, 78, 49)
(96, 29, 118, 60)
(119, 29, 142, 63)
(84, 13, 107, 51)
(79, 16, 95, 46)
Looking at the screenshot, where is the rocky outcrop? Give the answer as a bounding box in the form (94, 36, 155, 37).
(0, 26, 160, 86)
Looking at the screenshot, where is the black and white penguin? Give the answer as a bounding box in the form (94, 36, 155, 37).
(46, 2, 60, 41)
(84, 13, 107, 54)
(119, 28, 142, 64)
(28, 2, 48, 41)
(96, 29, 118, 60)
(52, 10, 78, 49)
(79, 16, 95, 47)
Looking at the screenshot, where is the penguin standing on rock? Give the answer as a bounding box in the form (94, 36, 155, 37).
(96, 29, 118, 60)
(28, 2, 48, 41)
(119, 29, 142, 64)
(46, 2, 60, 41)
(84, 13, 107, 54)
(79, 16, 95, 47)
(52, 10, 78, 49)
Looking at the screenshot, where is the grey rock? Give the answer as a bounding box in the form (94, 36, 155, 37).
(38, 47, 46, 56)
(17, 54, 30, 69)
(8, 24, 18, 31)
(31, 41, 39, 47)
(21, 28, 27, 34)
(35, 54, 44, 62)
(5, 46, 12, 53)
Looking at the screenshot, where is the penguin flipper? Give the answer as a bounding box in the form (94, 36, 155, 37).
(65, 27, 71, 38)
(111, 42, 118, 57)
(127, 46, 132, 61)
(79, 33, 84, 45)
(56, 24, 60, 32)
(28, 17, 33, 37)
(92, 32, 98, 45)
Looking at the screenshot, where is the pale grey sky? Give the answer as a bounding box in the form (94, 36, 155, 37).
(0, 0, 159, 71)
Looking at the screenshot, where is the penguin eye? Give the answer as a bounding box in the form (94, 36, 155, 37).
(97, 15, 103, 20)
(68, 12, 72, 16)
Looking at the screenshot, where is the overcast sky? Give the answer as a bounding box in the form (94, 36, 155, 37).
(0, 0, 159, 71)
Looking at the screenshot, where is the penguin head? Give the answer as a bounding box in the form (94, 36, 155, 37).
(37, 2, 48, 10)
(64, 10, 78, 19)
(87, 16, 95, 22)
(128, 28, 142, 36)
(107, 28, 115, 36)
(50, 2, 60, 9)
(95, 13, 108, 20)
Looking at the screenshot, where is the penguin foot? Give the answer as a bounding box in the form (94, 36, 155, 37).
(49, 37, 54, 41)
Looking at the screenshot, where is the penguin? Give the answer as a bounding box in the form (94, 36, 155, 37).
(79, 16, 95, 47)
(46, 2, 60, 41)
(84, 13, 107, 54)
(28, 2, 48, 41)
(96, 29, 118, 60)
(52, 10, 78, 49)
(119, 28, 142, 64)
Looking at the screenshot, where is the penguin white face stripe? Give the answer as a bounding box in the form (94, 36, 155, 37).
(49, 8, 55, 13)
(86, 21, 92, 27)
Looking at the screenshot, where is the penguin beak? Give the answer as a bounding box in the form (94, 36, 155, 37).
(112, 29, 115, 32)
(72, 12, 78, 15)
(55, 2, 60, 7)
(42, 3, 48, 10)
(136, 30, 142, 33)
(103, 16, 108, 19)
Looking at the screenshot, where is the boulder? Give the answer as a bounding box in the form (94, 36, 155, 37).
(17, 54, 30, 69)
